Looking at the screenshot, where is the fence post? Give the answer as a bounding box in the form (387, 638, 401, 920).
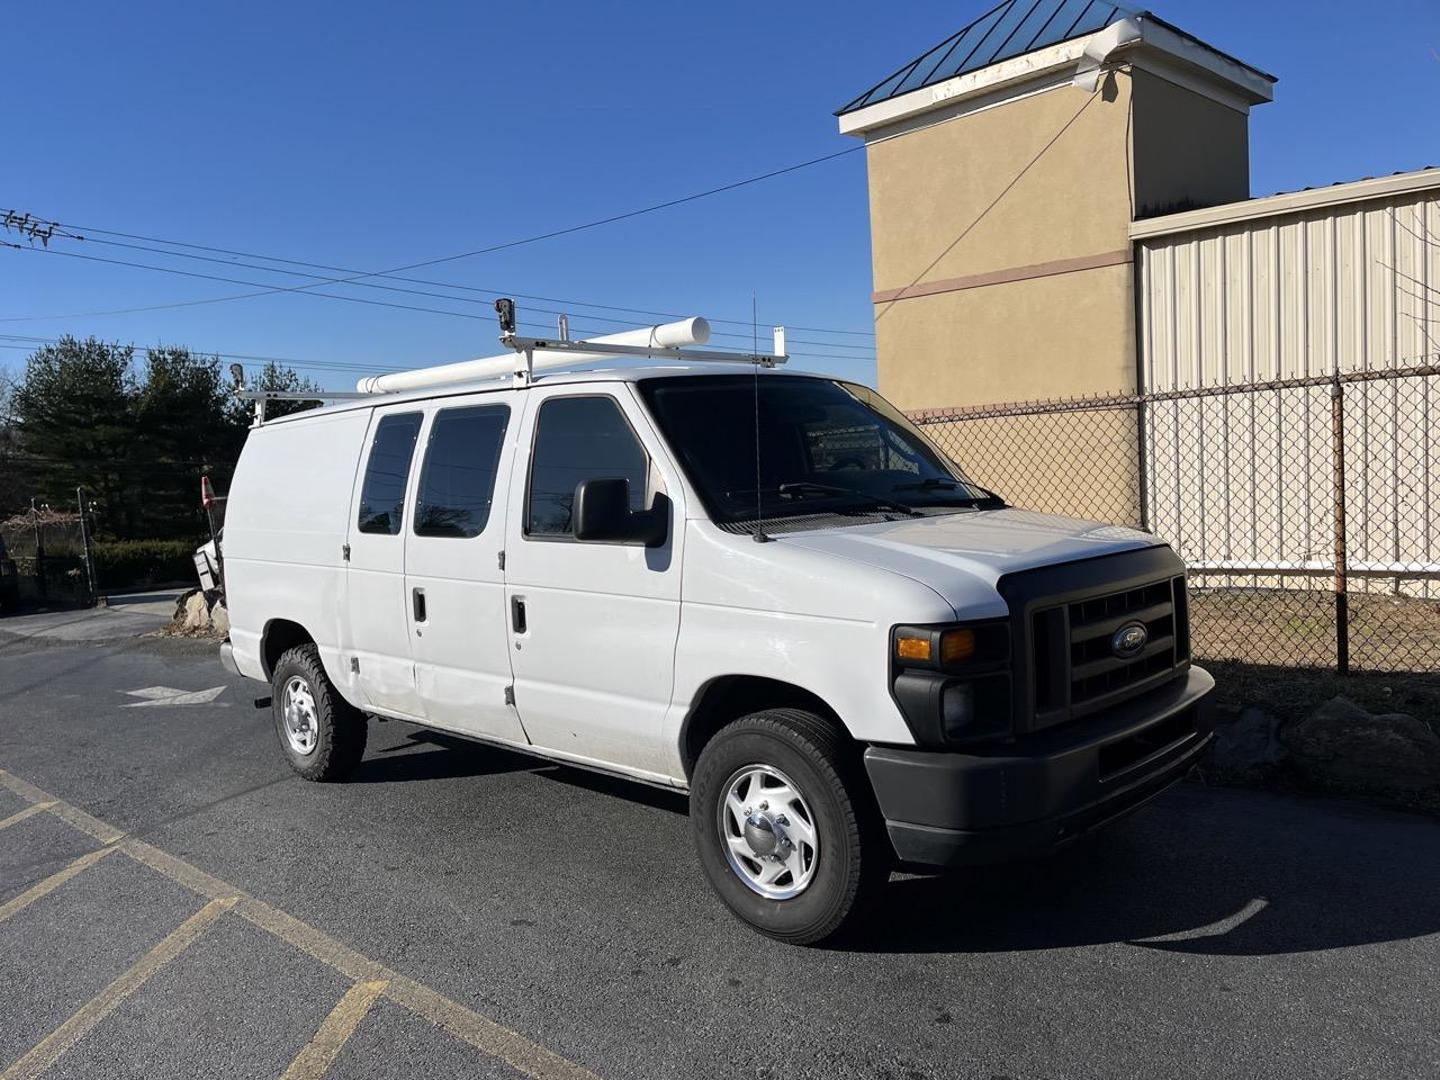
(1331, 376, 1349, 675)
(30, 497, 46, 600)
(76, 486, 99, 605)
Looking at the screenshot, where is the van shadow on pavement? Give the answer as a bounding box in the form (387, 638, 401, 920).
(846, 783, 1440, 958)
(348, 727, 1440, 960)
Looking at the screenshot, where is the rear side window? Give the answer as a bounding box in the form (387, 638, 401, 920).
(357, 412, 422, 535)
(413, 405, 510, 538)
(526, 396, 647, 538)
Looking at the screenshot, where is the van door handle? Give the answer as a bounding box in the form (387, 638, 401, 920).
(511, 596, 527, 634)
(412, 587, 427, 623)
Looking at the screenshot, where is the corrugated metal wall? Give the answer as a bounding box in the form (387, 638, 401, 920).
(1136, 185, 1440, 594)
(1138, 190, 1440, 387)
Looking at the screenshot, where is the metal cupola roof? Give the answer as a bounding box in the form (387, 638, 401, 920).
(836, 0, 1275, 116)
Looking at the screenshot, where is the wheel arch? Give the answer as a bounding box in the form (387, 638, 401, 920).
(260, 618, 315, 680)
(678, 675, 850, 781)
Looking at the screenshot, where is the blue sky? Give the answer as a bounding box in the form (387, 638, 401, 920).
(3, 1, 1436, 389)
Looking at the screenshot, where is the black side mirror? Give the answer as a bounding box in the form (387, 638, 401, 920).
(572, 478, 669, 547)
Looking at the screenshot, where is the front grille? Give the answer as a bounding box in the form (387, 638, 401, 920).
(998, 548, 1193, 734)
(1068, 579, 1177, 706)
(1028, 573, 1190, 728)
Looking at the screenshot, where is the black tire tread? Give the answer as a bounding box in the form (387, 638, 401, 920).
(692, 707, 886, 946)
(272, 643, 366, 782)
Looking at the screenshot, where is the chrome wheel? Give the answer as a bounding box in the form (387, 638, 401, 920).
(716, 764, 820, 900)
(281, 676, 319, 756)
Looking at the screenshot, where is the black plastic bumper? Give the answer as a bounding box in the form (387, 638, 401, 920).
(864, 667, 1215, 868)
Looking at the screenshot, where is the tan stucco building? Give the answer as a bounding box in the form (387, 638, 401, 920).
(838, 3, 1275, 412)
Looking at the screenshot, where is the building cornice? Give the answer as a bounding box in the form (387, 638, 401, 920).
(1130, 167, 1440, 240)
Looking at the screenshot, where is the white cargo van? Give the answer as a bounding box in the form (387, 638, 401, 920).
(220, 320, 1212, 944)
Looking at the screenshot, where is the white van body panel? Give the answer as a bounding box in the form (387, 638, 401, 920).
(779, 510, 1159, 604)
(663, 521, 959, 769)
(223, 408, 371, 685)
(502, 383, 686, 779)
(403, 391, 527, 743)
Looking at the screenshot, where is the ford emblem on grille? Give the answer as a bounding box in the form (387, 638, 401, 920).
(1111, 621, 1149, 658)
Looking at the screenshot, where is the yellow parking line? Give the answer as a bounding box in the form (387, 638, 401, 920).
(384, 976, 603, 1080)
(0, 896, 237, 1080)
(0, 802, 56, 832)
(0, 847, 115, 925)
(0, 768, 604, 1080)
(0, 770, 124, 845)
(280, 979, 388, 1080)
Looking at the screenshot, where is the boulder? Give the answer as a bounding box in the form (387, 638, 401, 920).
(210, 602, 230, 635)
(1283, 696, 1440, 798)
(1210, 706, 1285, 777)
(181, 590, 210, 631)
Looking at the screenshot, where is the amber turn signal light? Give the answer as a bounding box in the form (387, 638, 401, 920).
(895, 635, 932, 662)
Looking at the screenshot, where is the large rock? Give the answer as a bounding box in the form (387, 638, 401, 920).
(1210, 706, 1285, 778)
(1283, 696, 1440, 799)
(181, 590, 210, 631)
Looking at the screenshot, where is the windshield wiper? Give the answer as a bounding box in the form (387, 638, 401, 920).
(776, 482, 922, 518)
(891, 477, 1007, 508)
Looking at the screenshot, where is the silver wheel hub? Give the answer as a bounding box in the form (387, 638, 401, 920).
(281, 676, 319, 756)
(718, 765, 820, 900)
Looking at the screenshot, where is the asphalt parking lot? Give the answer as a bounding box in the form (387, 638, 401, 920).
(1, 604, 1438, 1079)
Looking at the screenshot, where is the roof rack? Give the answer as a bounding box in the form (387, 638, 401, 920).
(233, 298, 789, 423)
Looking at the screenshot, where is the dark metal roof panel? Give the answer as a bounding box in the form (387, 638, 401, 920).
(837, 1, 1276, 117)
(838, 0, 1139, 115)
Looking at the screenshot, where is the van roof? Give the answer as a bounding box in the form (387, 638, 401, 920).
(262, 362, 838, 425)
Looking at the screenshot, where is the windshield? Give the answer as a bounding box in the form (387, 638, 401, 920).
(638, 375, 995, 526)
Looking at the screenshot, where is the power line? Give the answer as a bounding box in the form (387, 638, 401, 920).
(55, 221, 878, 339)
(0, 143, 872, 332)
(0, 332, 874, 373)
(19, 231, 877, 351)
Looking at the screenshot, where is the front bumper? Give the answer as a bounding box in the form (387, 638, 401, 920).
(865, 666, 1214, 868)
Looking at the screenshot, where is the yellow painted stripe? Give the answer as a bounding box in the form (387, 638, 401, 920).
(0, 768, 603, 1080)
(0, 802, 56, 832)
(384, 977, 603, 1080)
(0, 770, 124, 845)
(280, 979, 388, 1080)
(0, 896, 237, 1080)
(0, 847, 114, 925)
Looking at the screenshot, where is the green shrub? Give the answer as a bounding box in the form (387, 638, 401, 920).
(91, 539, 200, 590)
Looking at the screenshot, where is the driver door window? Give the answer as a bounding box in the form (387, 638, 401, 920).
(525, 395, 649, 539)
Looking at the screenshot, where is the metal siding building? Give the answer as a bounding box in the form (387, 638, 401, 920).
(1132, 170, 1440, 593)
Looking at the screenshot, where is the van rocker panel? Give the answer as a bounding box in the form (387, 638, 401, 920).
(864, 666, 1214, 867)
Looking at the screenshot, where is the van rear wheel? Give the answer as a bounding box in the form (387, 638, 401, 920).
(270, 644, 367, 782)
(690, 709, 886, 945)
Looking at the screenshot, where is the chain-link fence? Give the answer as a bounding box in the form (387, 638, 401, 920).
(0, 507, 95, 605)
(910, 364, 1440, 674)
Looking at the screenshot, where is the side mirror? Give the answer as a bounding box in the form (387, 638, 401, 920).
(572, 478, 669, 547)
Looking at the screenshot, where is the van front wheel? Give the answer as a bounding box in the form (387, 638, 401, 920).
(690, 709, 885, 945)
(270, 644, 367, 782)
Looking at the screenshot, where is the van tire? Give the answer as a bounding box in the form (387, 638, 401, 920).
(270, 644, 367, 782)
(690, 708, 886, 946)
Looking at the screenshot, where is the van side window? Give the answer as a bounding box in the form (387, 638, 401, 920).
(526, 396, 647, 538)
(413, 405, 510, 538)
(357, 413, 423, 535)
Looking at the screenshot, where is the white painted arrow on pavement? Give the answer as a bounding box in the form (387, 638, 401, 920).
(121, 685, 229, 708)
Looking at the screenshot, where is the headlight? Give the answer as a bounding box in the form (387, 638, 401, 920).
(890, 620, 1012, 746)
(893, 620, 1008, 672)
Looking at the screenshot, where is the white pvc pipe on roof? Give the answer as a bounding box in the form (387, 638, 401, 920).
(354, 317, 711, 394)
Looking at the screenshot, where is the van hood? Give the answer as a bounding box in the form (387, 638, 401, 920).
(776, 508, 1160, 613)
